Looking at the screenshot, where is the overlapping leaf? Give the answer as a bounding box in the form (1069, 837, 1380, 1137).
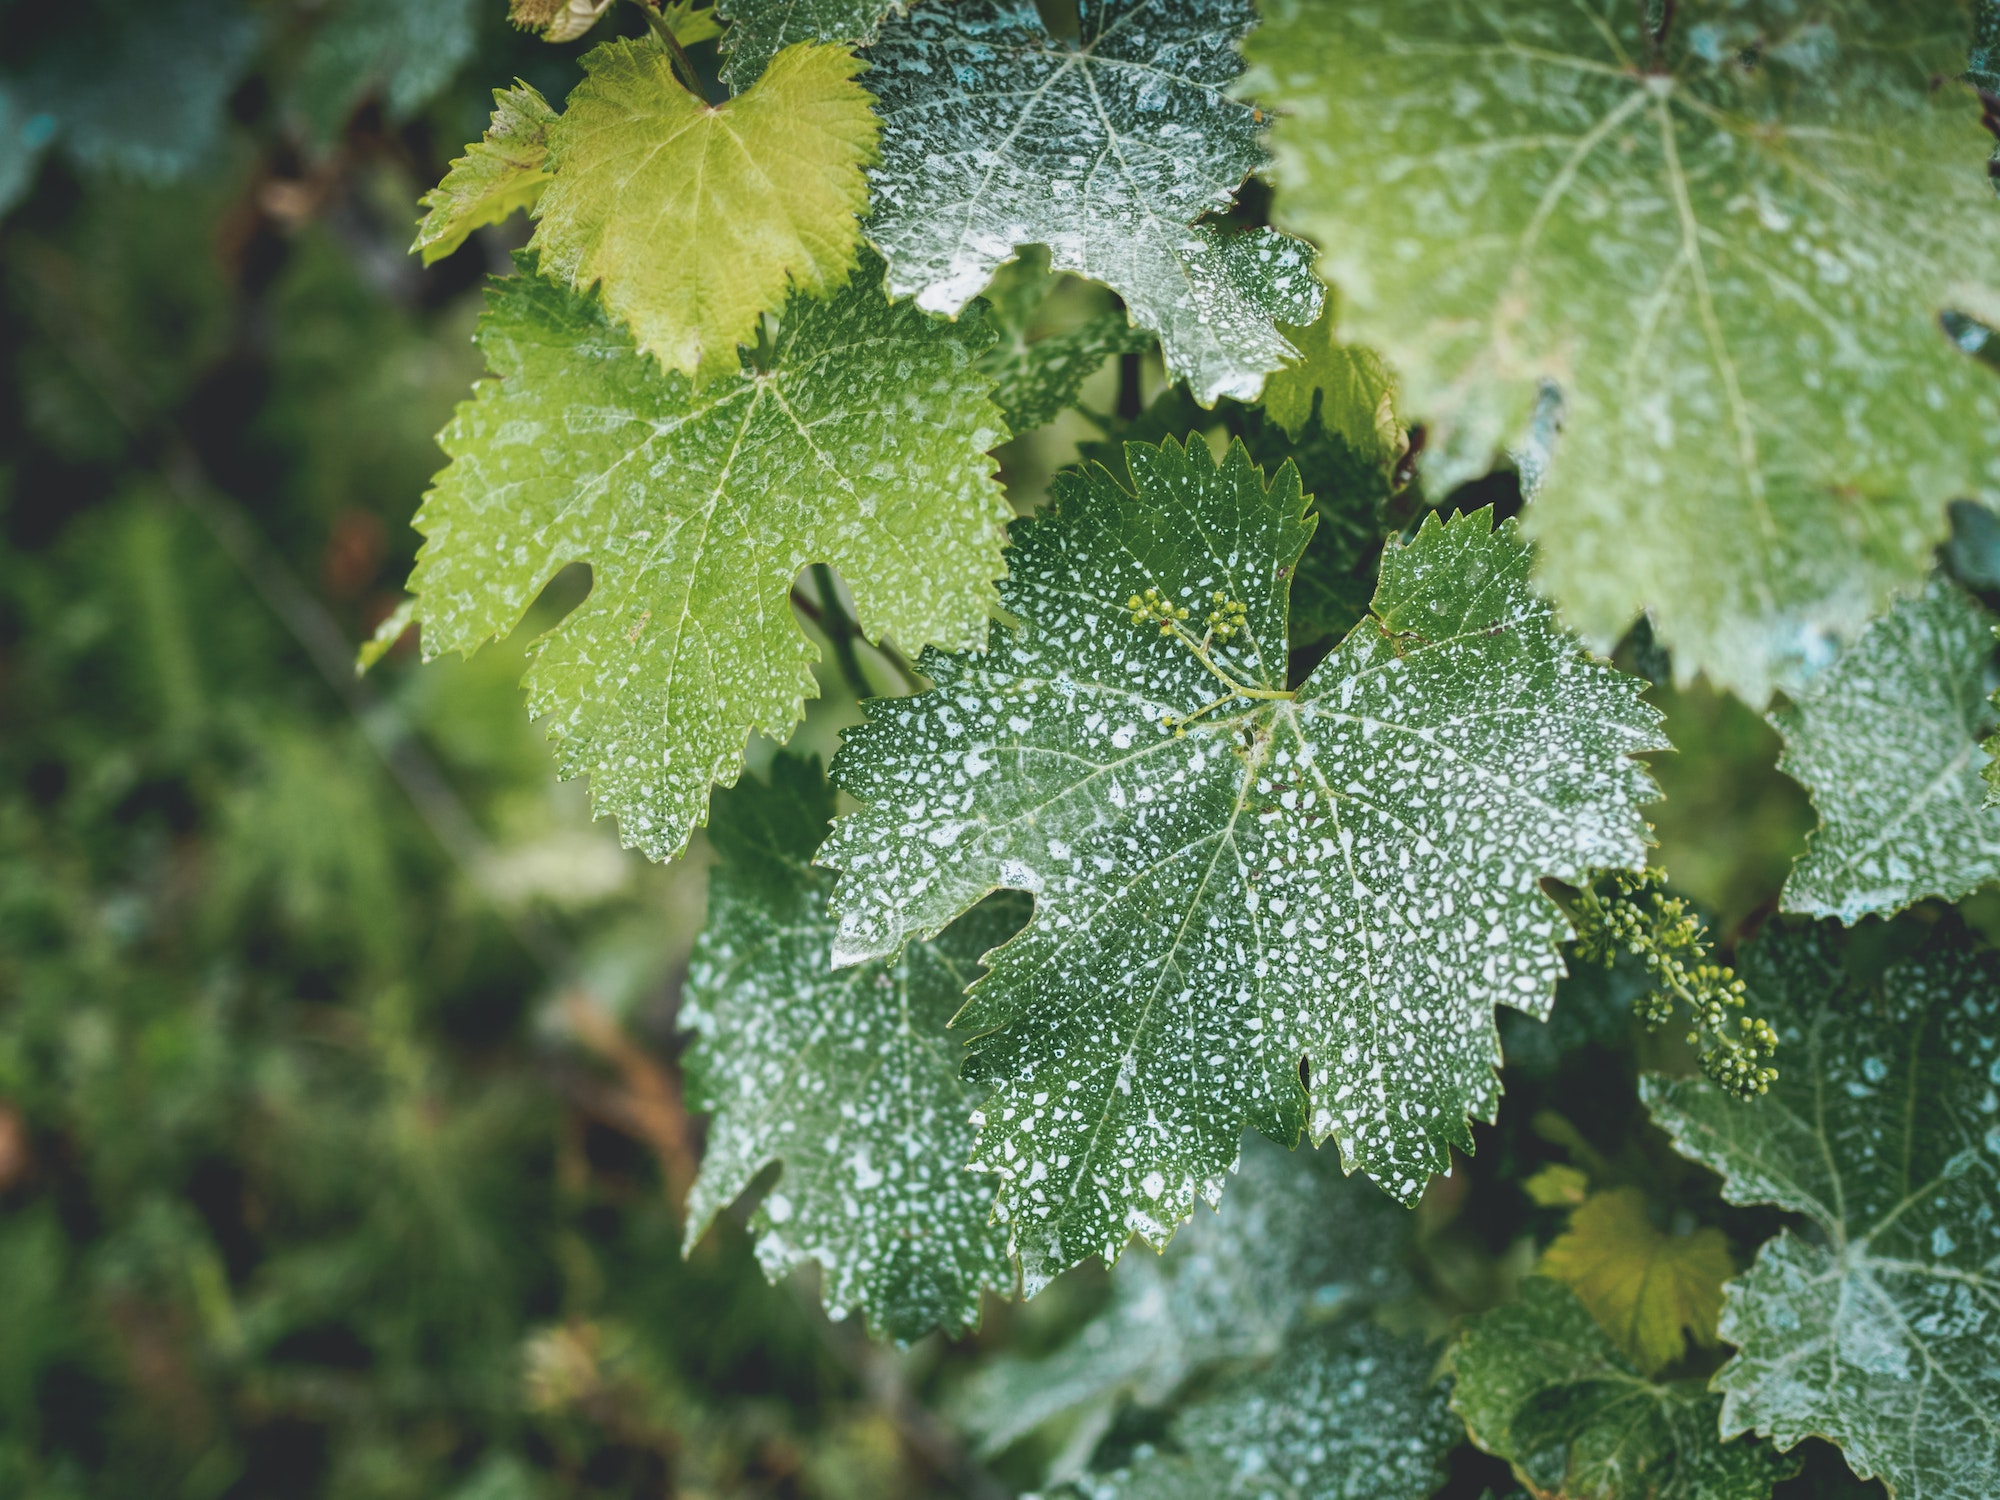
(822, 437, 1664, 1288)
(1643, 921, 2000, 1500)
(682, 754, 1020, 1341)
(408, 256, 1010, 861)
(1539, 1186, 1732, 1376)
(862, 0, 1321, 405)
(1451, 1277, 1797, 1500)
(1772, 576, 2000, 921)
(718, 0, 899, 91)
(978, 249, 1154, 434)
(958, 1132, 1411, 1468)
(1241, 0, 2000, 705)
(533, 38, 878, 379)
(413, 84, 556, 265)
(1065, 1317, 1457, 1500)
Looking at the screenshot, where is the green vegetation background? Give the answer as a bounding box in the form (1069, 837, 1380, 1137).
(0, 2, 1895, 1496)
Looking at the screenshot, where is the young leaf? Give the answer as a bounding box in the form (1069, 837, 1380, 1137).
(1643, 921, 2000, 1500)
(1241, 1, 2000, 707)
(861, 0, 1322, 405)
(1260, 302, 1403, 467)
(533, 39, 878, 380)
(412, 84, 556, 266)
(717, 0, 898, 92)
(958, 1132, 1413, 1465)
(1771, 576, 2000, 922)
(1538, 1186, 1732, 1377)
(1451, 1277, 1798, 1500)
(1064, 1317, 1458, 1500)
(978, 251, 1154, 434)
(822, 437, 1664, 1289)
(409, 256, 1011, 862)
(682, 754, 1020, 1341)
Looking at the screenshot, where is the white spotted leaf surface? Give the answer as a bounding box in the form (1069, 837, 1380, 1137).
(1773, 576, 2000, 923)
(408, 256, 1011, 862)
(1063, 1316, 1458, 1500)
(1450, 1277, 1798, 1500)
(1642, 923, 2000, 1500)
(1240, 0, 2000, 706)
(861, 0, 1323, 405)
(821, 437, 1665, 1290)
(682, 754, 1022, 1341)
(716, 0, 899, 91)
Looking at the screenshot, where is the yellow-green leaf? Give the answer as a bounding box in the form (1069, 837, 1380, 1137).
(1262, 302, 1403, 471)
(412, 83, 555, 266)
(532, 38, 878, 379)
(1523, 1163, 1589, 1208)
(1539, 1187, 1731, 1376)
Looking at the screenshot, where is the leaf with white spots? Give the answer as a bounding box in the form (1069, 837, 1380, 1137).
(1450, 1276, 1799, 1500)
(716, 0, 898, 91)
(861, 0, 1323, 405)
(1062, 1316, 1458, 1500)
(1773, 576, 2000, 922)
(1240, 0, 2000, 706)
(1642, 921, 2000, 1500)
(407, 254, 1011, 862)
(958, 1132, 1412, 1467)
(682, 754, 1021, 1341)
(978, 249, 1156, 434)
(821, 436, 1664, 1289)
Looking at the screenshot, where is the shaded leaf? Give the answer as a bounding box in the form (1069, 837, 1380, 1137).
(978, 251, 1155, 434)
(718, 0, 898, 91)
(862, 0, 1322, 404)
(1643, 920, 2000, 1500)
(1539, 1186, 1732, 1376)
(534, 39, 878, 379)
(682, 754, 1021, 1341)
(1772, 576, 2000, 920)
(409, 256, 1010, 861)
(1451, 1277, 1798, 1500)
(1241, 0, 2000, 706)
(823, 438, 1663, 1289)
(292, 0, 478, 142)
(413, 84, 557, 266)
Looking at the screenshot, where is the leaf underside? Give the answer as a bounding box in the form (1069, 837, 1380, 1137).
(822, 435, 1664, 1289)
(1772, 575, 2000, 922)
(862, 0, 1322, 405)
(1241, 0, 2000, 705)
(408, 255, 1010, 862)
(1643, 921, 2000, 1500)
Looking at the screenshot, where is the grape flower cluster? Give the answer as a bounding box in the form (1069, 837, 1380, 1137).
(1567, 869, 1779, 1100)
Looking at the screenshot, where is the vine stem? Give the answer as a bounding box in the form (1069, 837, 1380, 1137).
(1164, 619, 1294, 704)
(808, 563, 876, 698)
(638, 0, 710, 101)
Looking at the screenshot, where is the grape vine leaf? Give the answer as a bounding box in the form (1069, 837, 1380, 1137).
(413, 84, 557, 266)
(1240, 0, 2000, 707)
(292, 0, 477, 143)
(408, 254, 1011, 862)
(977, 249, 1155, 434)
(533, 38, 878, 380)
(1063, 1317, 1458, 1500)
(718, 0, 898, 92)
(861, 0, 1323, 405)
(1773, 576, 2000, 921)
(957, 1132, 1412, 1469)
(1451, 1276, 1799, 1500)
(1261, 302, 1403, 466)
(1642, 921, 2000, 1500)
(1539, 1186, 1733, 1376)
(821, 437, 1665, 1289)
(682, 753, 1021, 1341)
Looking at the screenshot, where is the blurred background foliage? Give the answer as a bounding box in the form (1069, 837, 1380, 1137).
(0, 1, 1890, 1497)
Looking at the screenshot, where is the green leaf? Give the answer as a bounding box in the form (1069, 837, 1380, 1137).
(821, 438, 1664, 1289)
(1261, 302, 1403, 469)
(861, 0, 1323, 405)
(1241, 1, 2000, 707)
(413, 84, 557, 266)
(408, 255, 1011, 862)
(1, 85, 55, 217)
(1772, 576, 2000, 921)
(1538, 1186, 1732, 1376)
(292, 0, 477, 143)
(718, 0, 898, 91)
(1642, 921, 2000, 1500)
(1065, 1317, 1458, 1500)
(533, 39, 878, 380)
(957, 1132, 1413, 1465)
(1451, 1277, 1799, 1500)
(682, 753, 1021, 1341)
(978, 250, 1155, 434)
